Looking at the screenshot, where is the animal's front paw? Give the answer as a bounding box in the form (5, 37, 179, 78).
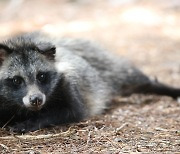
(9, 121, 40, 133)
(9, 123, 27, 133)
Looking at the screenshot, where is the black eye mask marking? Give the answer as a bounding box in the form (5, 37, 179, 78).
(6, 76, 24, 89)
(36, 72, 49, 84)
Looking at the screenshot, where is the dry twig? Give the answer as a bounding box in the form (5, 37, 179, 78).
(0, 127, 76, 140)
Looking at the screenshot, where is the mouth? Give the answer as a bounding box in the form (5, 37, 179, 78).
(27, 106, 43, 111)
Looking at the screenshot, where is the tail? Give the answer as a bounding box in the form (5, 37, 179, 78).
(135, 80, 180, 99)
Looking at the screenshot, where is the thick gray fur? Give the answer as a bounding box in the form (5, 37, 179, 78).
(27, 32, 151, 114)
(0, 32, 179, 133)
(25, 32, 180, 114)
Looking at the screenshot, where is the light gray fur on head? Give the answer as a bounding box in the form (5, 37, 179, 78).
(0, 38, 60, 110)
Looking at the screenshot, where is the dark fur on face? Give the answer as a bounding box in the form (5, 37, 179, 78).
(0, 37, 58, 108)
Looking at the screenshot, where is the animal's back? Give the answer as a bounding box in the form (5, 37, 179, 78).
(56, 38, 151, 95)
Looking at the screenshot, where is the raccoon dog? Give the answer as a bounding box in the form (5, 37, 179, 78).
(0, 32, 179, 133)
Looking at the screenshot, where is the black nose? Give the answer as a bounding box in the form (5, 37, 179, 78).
(30, 94, 43, 107)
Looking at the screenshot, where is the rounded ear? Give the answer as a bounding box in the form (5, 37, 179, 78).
(0, 44, 12, 65)
(36, 43, 56, 60)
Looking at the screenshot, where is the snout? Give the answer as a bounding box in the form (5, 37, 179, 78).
(30, 94, 43, 107)
(23, 93, 46, 111)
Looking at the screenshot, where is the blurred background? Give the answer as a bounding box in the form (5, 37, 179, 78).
(0, 0, 180, 85)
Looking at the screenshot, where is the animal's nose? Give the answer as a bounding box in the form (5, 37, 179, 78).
(30, 94, 43, 107)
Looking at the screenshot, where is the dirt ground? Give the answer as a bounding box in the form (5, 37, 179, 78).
(0, 0, 180, 153)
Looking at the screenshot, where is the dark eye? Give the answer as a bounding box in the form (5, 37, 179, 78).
(37, 72, 47, 83)
(12, 76, 23, 86)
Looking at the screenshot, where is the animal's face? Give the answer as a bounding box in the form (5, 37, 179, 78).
(0, 39, 59, 111)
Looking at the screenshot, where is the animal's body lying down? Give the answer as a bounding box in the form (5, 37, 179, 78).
(0, 32, 179, 133)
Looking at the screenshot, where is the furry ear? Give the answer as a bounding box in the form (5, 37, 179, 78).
(0, 44, 12, 65)
(36, 43, 56, 60)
